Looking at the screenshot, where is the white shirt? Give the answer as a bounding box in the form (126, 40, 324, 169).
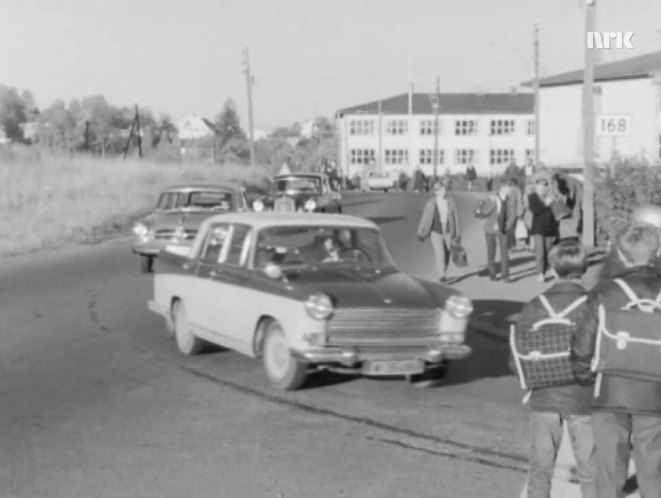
(436, 197, 449, 230)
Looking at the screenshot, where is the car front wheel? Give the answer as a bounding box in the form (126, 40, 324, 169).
(140, 255, 154, 273)
(172, 300, 205, 355)
(262, 321, 307, 390)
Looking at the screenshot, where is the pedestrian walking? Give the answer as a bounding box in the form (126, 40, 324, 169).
(571, 223, 661, 498)
(528, 174, 560, 282)
(417, 179, 461, 282)
(474, 178, 516, 281)
(508, 178, 525, 251)
(465, 162, 477, 191)
(511, 240, 597, 498)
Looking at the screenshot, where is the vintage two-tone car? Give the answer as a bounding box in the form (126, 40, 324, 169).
(252, 172, 342, 213)
(131, 182, 249, 273)
(147, 211, 473, 391)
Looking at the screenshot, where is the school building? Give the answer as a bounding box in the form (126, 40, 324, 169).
(523, 50, 661, 168)
(334, 92, 534, 179)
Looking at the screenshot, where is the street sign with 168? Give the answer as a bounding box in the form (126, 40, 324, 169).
(597, 115, 631, 137)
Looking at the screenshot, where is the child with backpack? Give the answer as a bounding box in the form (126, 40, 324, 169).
(510, 240, 597, 498)
(571, 223, 661, 498)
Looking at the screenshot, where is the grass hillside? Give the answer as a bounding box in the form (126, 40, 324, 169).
(0, 149, 270, 258)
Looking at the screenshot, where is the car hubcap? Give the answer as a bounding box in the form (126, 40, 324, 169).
(266, 330, 289, 379)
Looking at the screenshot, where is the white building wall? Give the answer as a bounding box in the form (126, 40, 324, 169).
(337, 112, 534, 179)
(539, 78, 660, 166)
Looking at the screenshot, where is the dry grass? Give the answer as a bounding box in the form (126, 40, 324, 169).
(0, 150, 270, 258)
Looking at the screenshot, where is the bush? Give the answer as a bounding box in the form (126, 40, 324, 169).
(594, 159, 661, 245)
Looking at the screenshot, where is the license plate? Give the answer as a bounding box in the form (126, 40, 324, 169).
(362, 360, 424, 376)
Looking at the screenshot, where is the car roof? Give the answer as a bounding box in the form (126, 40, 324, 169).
(273, 172, 327, 179)
(162, 182, 245, 193)
(198, 211, 378, 231)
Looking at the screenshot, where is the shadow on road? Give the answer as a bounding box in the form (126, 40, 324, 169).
(471, 299, 524, 334)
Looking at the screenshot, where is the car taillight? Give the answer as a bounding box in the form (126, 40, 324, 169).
(445, 294, 473, 319)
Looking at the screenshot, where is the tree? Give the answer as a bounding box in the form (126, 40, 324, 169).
(214, 98, 246, 148)
(36, 99, 77, 152)
(0, 85, 29, 142)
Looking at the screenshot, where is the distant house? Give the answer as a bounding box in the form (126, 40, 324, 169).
(177, 114, 218, 160)
(300, 120, 320, 139)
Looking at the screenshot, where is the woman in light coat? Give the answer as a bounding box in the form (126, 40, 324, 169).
(417, 179, 461, 282)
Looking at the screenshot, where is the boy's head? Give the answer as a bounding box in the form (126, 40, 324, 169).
(548, 240, 587, 279)
(616, 222, 660, 267)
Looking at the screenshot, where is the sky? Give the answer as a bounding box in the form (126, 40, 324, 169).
(1, 0, 660, 132)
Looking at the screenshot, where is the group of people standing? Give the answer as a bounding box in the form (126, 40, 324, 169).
(512, 205, 661, 498)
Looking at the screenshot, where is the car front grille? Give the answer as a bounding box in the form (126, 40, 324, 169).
(154, 229, 197, 240)
(274, 197, 296, 212)
(326, 307, 443, 347)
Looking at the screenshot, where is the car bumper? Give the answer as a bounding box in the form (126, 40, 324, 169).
(292, 344, 471, 365)
(132, 239, 192, 256)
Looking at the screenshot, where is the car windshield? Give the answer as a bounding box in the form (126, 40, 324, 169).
(272, 177, 321, 194)
(254, 225, 395, 269)
(185, 191, 234, 210)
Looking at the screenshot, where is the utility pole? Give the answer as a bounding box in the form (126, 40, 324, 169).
(433, 77, 440, 179)
(377, 100, 383, 173)
(242, 47, 256, 167)
(135, 104, 143, 159)
(533, 24, 540, 169)
(582, 0, 597, 248)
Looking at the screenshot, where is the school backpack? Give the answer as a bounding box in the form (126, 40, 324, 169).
(510, 294, 587, 391)
(591, 278, 661, 391)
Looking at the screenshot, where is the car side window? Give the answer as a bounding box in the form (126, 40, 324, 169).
(159, 193, 177, 210)
(199, 223, 231, 263)
(156, 193, 169, 210)
(223, 224, 252, 267)
(174, 192, 186, 209)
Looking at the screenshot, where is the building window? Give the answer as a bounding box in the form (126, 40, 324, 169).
(384, 149, 409, 165)
(490, 149, 515, 165)
(455, 120, 478, 135)
(527, 119, 535, 136)
(420, 120, 439, 135)
(386, 120, 407, 135)
(349, 149, 375, 165)
(525, 149, 535, 161)
(349, 119, 374, 135)
(419, 149, 444, 165)
(490, 119, 515, 136)
(455, 149, 475, 164)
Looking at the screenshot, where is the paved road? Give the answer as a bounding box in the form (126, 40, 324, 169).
(1, 191, 532, 498)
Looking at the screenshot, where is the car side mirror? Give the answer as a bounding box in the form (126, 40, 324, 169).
(263, 262, 283, 280)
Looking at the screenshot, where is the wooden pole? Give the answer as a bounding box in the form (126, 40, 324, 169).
(242, 47, 256, 167)
(123, 114, 137, 160)
(433, 76, 440, 179)
(135, 104, 143, 159)
(533, 24, 540, 169)
(582, 0, 597, 248)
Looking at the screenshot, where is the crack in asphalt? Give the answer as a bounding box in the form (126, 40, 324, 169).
(178, 364, 529, 469)
(366, 436, 526, 473)
(86, 289, 110, 334)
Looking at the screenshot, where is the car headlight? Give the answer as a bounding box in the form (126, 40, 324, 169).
(305, 293, 333, 320)
(133, 222, 150, 238)
(304, 199, 316, 211)
(445, 294, 473, 319)
(172, 226, 186, 241)
(253, 199, 264, 212)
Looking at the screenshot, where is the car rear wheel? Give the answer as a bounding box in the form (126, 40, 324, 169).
(172, 301, 205, 355)
(262, 321, 307, 390)
(140, 255, 154, 273)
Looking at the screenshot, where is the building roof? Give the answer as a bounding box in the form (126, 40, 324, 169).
(336, 93, 534, 117)
(521, 50, 661, 88)
(198, 211, 377, 231)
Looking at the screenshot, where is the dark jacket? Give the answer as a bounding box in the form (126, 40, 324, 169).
(571, 265, 661, 416)
(510, 281, 593, 415)
(582, 247, 661, 291)
(528, 192, 558, 237)
(465, 166, 477, 181)
(479, 194, 517, 234)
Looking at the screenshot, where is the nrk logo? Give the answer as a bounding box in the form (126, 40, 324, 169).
(587, 31, 634, 49)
